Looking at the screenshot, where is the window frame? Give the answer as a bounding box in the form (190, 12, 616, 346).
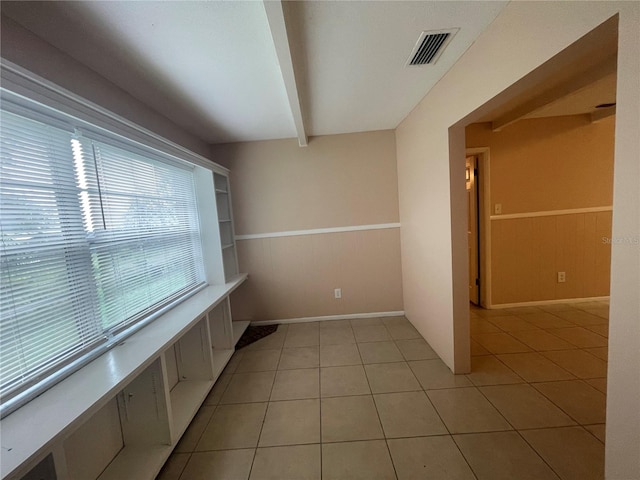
(0, 59, 230, 419)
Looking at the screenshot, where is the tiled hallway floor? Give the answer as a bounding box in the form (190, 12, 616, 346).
(157, 301, 608, 480)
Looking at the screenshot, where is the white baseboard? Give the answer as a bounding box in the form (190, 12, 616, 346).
(249, 311, 405, 325)
(489, 296, 610, 309)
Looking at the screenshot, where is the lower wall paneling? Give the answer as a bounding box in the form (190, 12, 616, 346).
(230, 228, 403, 321)
(491, 211, 612, 304)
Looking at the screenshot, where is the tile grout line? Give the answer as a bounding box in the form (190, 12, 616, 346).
(478, 352, 575, 478)
(481, 310, 609, 442)
(451, 436, 484, 480)
(179, 405, 217, 455)
(187, 431, 510, 452)
(536, 348, 608, 380)
(246, 344, 285, 480)
(529, 379, 604, 426)
(473, 353, 526, 386)
(475, 318, 608, 381)
(582, 423, 606, 445)
(470, 305, 608, 477)
(471, 337, 604, 427)
(171, 348, 242, 479)
(172, 308, 607, 479)
(172, 452, 192, 480)
(474, 306, 608, 338)
(179, 423, 607, 455)
(361, 323, 400, 480)
(318, 334, 323, 480)
(417, 369, 481, 480)
(473, 378, 566, 479)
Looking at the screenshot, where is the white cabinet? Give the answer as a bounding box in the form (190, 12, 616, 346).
(4, 169, 247, 480)
(19, 456, 56, 480)
(98, 359, 172, 480)
(168, 318, 213, 446)
(94, 299, 248, 480)
(4, 279, 250, 480)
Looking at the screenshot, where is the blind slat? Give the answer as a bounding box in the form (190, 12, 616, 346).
(0, 109, 205, 408)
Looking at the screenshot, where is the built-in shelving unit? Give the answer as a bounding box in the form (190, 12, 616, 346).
(233, 320, 251, 345)
(0, 57, 249, 480)
(3, 276, 250, 480)
(214, 173, 239, 281)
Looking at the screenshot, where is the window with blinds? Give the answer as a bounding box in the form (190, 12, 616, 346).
(0, 108, 205, 410)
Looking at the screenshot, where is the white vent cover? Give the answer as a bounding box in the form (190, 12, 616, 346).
(406, 29, 458, 66)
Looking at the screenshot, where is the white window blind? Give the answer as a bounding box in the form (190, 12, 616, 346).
(75, 138, 204, 332)
(0, 108, 205, 410)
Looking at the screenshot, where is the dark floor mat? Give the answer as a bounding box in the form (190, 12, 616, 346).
(236, 324, 278, 349)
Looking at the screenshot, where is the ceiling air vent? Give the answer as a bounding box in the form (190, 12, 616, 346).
(406, 29, 458, 66)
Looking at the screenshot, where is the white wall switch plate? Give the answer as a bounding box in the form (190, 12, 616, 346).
(334, 288, 342, 299)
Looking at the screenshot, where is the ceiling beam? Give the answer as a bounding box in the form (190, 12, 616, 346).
(492, 56, 617, 132)
(591, 105, 616, 123)
(263, 0, 308, 147)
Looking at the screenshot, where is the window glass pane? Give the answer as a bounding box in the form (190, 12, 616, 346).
(80, 140, 204, 331)
(0, 107, 205, 408)
(0, 110, 98, 397)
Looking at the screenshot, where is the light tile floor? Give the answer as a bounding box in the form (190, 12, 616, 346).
(157, 301, 608, 480)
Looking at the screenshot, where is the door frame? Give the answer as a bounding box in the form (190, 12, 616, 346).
(466, 154, 480, 305)
(465, 147, 492, 308)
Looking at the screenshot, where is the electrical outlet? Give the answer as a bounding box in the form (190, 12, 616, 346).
(494, 203, 502, 215)
(334, 288, 342, 299)
(557, 272, 566, 283)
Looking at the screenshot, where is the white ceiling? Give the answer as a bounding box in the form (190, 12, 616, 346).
(2, 1, 295, 143)
(1, 1, 507, 145)
(284, 1, 506, 137)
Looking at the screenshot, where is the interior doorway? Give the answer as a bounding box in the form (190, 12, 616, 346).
(466, 154, 480, 305)
(443, 13, 636, 477)
(465, 147, 491, 309)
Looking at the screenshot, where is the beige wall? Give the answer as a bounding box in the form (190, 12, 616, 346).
(213, 131, 399, 234)
(0, 16, 211, 159)
(491, 211, 612, 304)
(395, 2, 639, 477)
(211, 131, 403, 321)
(467, 116, 615, 213)
(232, 229, 403, 320)
(467, 116, 615, 304)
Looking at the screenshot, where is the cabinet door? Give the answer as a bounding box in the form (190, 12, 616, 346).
(175, 319, 214, 381)
(117, 359, 171, 446)
(208, 300, 233, 350)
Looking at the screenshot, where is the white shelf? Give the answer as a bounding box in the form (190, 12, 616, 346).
(212, 349, 234, 378)
(233, 321, 251, 345)
(213, 173, 229, 193)
(98, 444, 171, 480)
(170, 380, 213, 441)
(4, 171, 244, 480)
(213, 172, 238, 282)
(1, 274, 247, 480)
